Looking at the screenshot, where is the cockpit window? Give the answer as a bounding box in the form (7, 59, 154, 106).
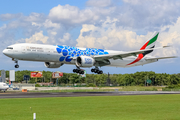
(6, 47, 13, 49)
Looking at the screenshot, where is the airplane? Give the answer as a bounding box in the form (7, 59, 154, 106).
(0, 82, 9, 92)
(3, 31, 176, 74)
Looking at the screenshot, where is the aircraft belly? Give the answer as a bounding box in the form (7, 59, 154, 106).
(38, 53, 59, 62)
(0, 87, 8, 90)
(109, 59, 132, 67)
(18, 52, 38, 60)
(18, 52, 60, 62)
(64, 59, 76, 65)
(0, 88, 6, 90)
(107, 58, 155, 67)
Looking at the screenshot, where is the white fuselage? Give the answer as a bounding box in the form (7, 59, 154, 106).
(0, 82, 9, 91)
(3, 43, 158, 68)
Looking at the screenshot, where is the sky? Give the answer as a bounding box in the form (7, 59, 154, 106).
(0, 0, 180, 74)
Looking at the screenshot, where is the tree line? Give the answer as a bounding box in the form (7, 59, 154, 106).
(1, 70, 180, 86)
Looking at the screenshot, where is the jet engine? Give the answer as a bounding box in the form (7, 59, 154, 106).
(44, 62, 64, 68)
(76, 56, 95, 67)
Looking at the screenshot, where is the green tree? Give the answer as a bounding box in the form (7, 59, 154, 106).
(69, 74, 80, 85)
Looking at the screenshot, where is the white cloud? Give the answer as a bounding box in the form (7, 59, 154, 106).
(54, 33, 76, 46)
(43, 19, 61, 29)
(123, 0, 142, 4)
(76, 17, 180, 57)
(0, 24, 6, 30)
(0, 13, 48, 40)
(32, 22, 41, 27)
(25, 31, 48, 44)
(43, 19, 62, 37)
(112, 0, 180, 31)
(49, 4, 96, 24)
(76, 26, 149, 50)
(156, 17, 180, 57)
(59, 33, 71, 43)
(86, 0, 112, 7)
(76, 18, 149, 51)
(48, 4, 114, 25)
(0, 13, 22, 21)
(47, 0, 180, 32)
(23, 13, 46, 22)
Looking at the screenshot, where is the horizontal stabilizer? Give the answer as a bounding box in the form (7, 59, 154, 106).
(145, 56, 177, 60)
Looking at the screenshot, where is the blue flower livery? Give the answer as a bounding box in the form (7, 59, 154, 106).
(56, 45, 109, 62)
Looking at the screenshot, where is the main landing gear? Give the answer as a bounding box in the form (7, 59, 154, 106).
(73, 67, 84, 74)
(14, 60, 19, 68)
(91, 67, 103, 74)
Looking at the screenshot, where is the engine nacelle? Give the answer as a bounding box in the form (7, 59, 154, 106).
(76, 56, 95, 67)
(44, 62, 64, 68)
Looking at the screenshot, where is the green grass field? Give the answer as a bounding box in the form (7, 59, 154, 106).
(1, 94, 180, 120)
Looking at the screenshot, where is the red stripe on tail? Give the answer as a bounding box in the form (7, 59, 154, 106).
(127, 54, 144, 65)
(140, 41, 149, 50)
(127, 41, 149, 65)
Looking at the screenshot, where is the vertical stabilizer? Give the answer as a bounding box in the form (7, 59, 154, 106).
(127, 31, 159, 66)
(140, 31, 159, 50)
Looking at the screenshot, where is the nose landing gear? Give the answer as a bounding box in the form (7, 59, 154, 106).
(15, 65, 19, 68)
(14, 60, 19, 68)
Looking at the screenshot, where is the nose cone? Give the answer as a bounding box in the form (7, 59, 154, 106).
(3, 49, 12, 57)
(3, 48, 14, 58)
(3, 49, 7, 55)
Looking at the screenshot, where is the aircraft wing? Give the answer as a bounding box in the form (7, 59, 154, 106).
(145, 56, 177, 60)
(93, 47, 165, 61)
(70, 46, 171, 66)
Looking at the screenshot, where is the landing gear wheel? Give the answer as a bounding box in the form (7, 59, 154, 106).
(73, 68, 84, 74)
(73, 69, 78, 73)
(91, 67, 103, 74)
(15, 65, 19, 68)
(14, 59, 19, 68)
(80, 71, 84, 74)
(98, 70, 103, 74)
(91, 69, 95, 72)
(77, 69, 81, 73)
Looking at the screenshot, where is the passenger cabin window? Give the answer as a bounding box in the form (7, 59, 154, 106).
(7, 47, 13, 49)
